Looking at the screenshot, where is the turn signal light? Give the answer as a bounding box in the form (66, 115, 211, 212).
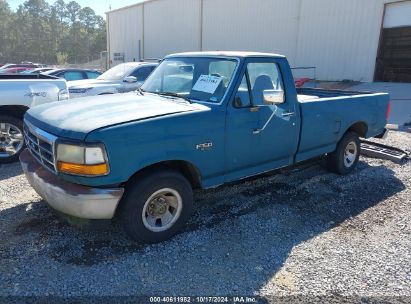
(57, 161, 109, 176)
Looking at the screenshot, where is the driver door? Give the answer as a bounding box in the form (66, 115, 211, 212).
(225, 59, 299, 180)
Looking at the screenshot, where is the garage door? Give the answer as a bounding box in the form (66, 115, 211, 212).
(375, 1, 411, 82)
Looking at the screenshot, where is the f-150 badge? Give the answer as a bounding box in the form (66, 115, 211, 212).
(196, 142, 213, 151)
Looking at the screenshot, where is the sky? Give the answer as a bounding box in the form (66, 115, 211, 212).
(7, 0, 144, 17)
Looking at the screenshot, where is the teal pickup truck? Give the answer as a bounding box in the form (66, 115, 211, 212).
(20, 52, 390, 243)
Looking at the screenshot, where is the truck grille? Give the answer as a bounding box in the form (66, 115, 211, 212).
(23, 122, 57, 173)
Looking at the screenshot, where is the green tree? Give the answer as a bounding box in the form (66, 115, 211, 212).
(0, 0, 106, 65)
(66, 1, 81, 24)
(0, 1, 14, 61)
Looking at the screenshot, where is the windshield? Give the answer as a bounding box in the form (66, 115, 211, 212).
(98, 63, 136, 81)
(141, 57, 238, 103)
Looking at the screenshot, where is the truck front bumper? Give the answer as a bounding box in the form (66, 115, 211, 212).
(20, 149, 124, 220)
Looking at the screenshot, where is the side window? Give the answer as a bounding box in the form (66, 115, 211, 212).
(86, 71, 100, 79)
(130, 66, 153, 81)
(234, 74, 251, 107)
(247, 62, 284, 105)
(63, 71, 84, 81)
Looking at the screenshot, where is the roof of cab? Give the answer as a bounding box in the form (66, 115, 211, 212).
(165, 51, 286, 59)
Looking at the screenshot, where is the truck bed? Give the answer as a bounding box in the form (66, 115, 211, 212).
(295, 87, 389, 162)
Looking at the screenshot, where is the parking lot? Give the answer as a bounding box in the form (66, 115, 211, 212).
(0, 131, 410, 299)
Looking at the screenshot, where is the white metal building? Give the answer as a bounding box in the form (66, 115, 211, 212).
(106, 0, 411, 82)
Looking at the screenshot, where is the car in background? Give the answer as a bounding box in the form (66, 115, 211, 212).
(21, 61, 47, 68)
(0, 63, 38, 70)
(43, 68, 102, 81)
(20, 67, 54, 74)
(0, 67, 35, 74)
(67, 62, 157, 98)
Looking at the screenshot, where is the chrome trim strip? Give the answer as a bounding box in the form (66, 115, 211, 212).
(25, 120, 57, 144)
(24, 120, 58, 173)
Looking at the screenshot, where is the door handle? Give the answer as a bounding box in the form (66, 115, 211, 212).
(282, 111, 295, 117)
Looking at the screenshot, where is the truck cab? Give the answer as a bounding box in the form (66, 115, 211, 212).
(20, 52, 389, 243)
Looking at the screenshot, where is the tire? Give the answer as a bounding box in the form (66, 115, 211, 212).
(0, 115, 25, 164)
(327, 132, 360, 175)
(120, 169, 193, 243)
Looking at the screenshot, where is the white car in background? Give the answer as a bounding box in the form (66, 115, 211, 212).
(68, 62, 157, 98)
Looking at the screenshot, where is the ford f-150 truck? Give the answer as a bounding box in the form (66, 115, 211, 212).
(0, 74, 69, 163)
(20, 52, 390, 243)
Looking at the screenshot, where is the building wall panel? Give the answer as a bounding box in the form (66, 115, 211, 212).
(384, 1, 411, 28)
(295, 0, 386, 81)
(108, 5, 143, 64)
(202, 0, 301, 66)
(107, 0, 396, 81)
(143, 0, 201, 59)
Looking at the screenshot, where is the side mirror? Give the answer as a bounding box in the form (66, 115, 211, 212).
(124, 76, 138, 83)
(263, 90, 284, 105)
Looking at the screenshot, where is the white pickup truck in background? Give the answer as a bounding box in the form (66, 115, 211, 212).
(0, 74, 69, 163)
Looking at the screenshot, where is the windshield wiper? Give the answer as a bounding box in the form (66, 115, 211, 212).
(157, 92, 192, 103)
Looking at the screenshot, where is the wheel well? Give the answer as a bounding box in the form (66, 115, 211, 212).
(347, 122, 368, 138)
(127, 160, 202, 189)
(0, 105, 29, 120)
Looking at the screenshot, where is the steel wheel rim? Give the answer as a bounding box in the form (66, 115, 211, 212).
(142, 188, 183, 232)
(0, 123, 24, 158)
(344, 141, 358, 168)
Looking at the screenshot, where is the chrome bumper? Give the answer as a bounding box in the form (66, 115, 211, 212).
(20, 149, 124, 220)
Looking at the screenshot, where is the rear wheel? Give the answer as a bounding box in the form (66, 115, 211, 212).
(0, 116, 25, 164)
(120, 169, 193, 243)
(327, 132, 360, 175)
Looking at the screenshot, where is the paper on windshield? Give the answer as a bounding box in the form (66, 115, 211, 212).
(192, 75, 222, 94)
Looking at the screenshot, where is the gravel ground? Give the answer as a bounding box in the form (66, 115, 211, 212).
(0, 131, 410, 301)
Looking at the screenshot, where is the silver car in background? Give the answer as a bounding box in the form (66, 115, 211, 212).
(68, 62, 157, 98)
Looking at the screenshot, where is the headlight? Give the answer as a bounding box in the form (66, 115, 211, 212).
(56, 143, 109, 176)
(58, 88, 69, 100)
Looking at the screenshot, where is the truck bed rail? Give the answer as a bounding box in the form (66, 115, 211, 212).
(297, 88, 372, 99)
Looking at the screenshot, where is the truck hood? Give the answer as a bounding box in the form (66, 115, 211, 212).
(25, 93, 209, 140)
(67, 79, 119, 88)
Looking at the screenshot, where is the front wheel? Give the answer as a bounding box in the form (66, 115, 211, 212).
(0, 116, 25, 164)
(119, 169, 193, 243)
(327, 132, 360, 175)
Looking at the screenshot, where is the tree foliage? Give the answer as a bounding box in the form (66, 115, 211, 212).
(0, 0, 106, 64)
